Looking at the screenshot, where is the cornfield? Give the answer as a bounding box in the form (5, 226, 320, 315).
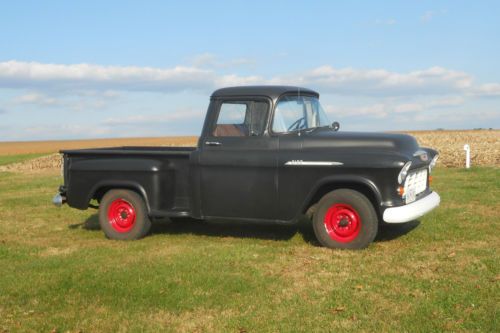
(403, 130, 499, 168)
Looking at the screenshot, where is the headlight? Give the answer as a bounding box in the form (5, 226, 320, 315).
(398, 161, 412, 184)
(429, 154, 439, 172)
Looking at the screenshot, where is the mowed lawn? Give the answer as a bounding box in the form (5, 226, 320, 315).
(0, 164, 498, 332)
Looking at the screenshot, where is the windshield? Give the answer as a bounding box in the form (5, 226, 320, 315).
(272, 95, 331, 133)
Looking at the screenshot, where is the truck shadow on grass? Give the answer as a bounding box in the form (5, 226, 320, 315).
(70, 214, 420, 246)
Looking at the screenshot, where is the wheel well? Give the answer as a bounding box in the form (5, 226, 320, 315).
(303, 182, 380, 218)
(93, 186, 145, 204)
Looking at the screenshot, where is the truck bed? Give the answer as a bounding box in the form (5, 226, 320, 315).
(62, 146, 198, 217)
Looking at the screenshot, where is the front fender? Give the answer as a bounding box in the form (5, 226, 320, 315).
(298, 174, 383, 219)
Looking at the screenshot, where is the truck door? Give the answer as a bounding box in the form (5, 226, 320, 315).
(199, 98, 278, 220)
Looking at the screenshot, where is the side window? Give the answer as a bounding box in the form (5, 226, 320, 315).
(213, 102, 248, 137)
(217, 103, 247, 125)
(213, 101, 269, 137)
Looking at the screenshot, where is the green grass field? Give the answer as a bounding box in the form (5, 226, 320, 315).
(0, 154, 47, 167)
(0, 165, 498, 332)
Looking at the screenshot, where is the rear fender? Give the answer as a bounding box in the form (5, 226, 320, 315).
(88, 180, 151, 213)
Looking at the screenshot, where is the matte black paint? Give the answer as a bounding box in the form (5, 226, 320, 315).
(59, 86, 438, 224)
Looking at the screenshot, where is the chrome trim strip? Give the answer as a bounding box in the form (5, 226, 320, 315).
(205, 141, 222, 146)
(285, 160, 343, 166)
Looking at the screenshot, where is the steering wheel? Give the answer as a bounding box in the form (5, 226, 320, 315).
(287, 117, 306, 131)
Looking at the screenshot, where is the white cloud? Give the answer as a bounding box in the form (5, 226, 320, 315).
(73, 90, 121, 98)
(325, 104, 389, 118)
(291, 65, 474, 96)
(421, 9, 447, 23)
(1, 111, 205, 140)
(0, 60, 499, 139)
(191, 53, 219, 67)
(472, 83, 500, 97)
(0, 60, 498, 100)
(427, 96, 465, 107)
(0, 60, 215, 92)
(103, 108, 204, 126)
(8, 90, 120, 112)
(16, 124, 115, 140)
(421, 11, 436, 22)
(0, 57, 500, 139)
(325, 96, 467, 121)
(401, 108, 498, 124)
(394, 103, 425, 113)
(14, 92, 59, 106)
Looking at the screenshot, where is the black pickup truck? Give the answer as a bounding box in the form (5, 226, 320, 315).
(53, 86, 440, 249)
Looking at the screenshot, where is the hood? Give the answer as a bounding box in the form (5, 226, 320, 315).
(302, 129, 420, 156)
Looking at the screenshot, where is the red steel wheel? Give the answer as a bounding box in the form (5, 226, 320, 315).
(313, 189, 378, 249)
(99, 189, 151, 240)
(323, 203, 361, 243)
(107, 198, 137, 233)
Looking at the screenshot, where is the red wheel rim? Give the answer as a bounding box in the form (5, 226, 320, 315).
(107, 199, 136, 233)
(323, 203, 361, 243)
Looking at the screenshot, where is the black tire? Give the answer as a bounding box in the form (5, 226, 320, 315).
(98, 189, 151, 240)
(312, 189, 378, 249)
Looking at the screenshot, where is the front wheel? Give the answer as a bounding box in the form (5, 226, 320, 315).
(98, 189, 152, 240)
(312, 189, 378, 249)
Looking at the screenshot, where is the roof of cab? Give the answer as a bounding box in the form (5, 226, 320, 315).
(211, 85, 319, 100)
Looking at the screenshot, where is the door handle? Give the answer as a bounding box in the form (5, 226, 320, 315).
(205, 141, 222, 146)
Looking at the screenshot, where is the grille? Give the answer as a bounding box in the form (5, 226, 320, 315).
(404, 169, 428, 196)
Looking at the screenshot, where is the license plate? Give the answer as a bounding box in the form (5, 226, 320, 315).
(406, 188, 416, 204)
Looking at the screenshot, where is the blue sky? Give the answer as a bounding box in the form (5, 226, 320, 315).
(0, 0, 499, 141)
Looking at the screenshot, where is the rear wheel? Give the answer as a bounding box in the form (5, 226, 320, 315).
(312, 189, 378, 249)
(98, 189, 151, 240)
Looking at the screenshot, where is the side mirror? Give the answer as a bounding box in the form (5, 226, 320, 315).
(332, 121, 340, 131)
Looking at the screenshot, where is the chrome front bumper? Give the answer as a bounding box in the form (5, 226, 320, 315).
(383, 192, 440, 223)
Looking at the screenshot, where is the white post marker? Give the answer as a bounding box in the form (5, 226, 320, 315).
(463, 144, 471, 169)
